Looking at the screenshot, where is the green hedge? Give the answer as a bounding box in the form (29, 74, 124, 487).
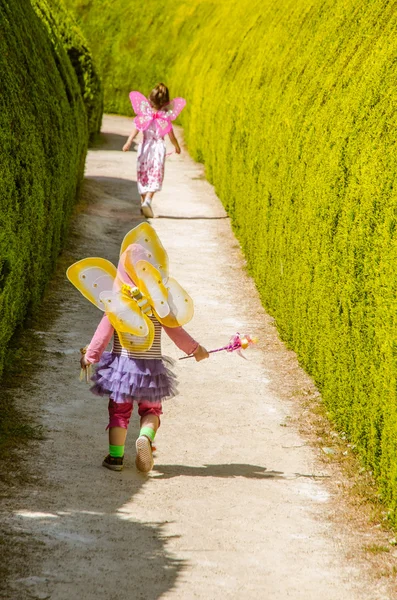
(62, 0, 397, 523)
(0, 0, 101, 378)
(35, 0, 103, 138)
(62, 0, 182, 114)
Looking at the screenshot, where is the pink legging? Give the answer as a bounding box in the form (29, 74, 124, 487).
(107, 399, 163, 430)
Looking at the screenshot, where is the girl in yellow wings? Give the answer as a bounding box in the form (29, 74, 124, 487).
(68, 223, 208, 473)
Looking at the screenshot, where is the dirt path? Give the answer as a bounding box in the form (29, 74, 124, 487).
(3, 115, 393, 599)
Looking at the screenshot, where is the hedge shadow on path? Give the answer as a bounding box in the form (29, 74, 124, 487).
(6, 471, 185, 600)
(90, 132, 131, 152)
(86, 176, 140, 204)
(153, 463, 283, 480)
(152, 464, 330, 481)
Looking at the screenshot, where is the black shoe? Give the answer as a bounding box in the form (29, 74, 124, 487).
(102, 454, 124, 471)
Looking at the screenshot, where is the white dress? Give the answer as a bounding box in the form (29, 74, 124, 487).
(136, 121, 166, 194)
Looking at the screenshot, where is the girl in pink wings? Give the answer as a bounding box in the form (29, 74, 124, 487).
(122, 83, 185, 218)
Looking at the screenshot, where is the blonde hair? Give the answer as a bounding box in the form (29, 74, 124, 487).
(149, 83, 170, 110)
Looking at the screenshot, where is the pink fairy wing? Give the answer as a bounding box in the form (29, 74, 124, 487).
(134, 114, 153, 131)
(164, 97, 186, 121)
(155, 116, 172, 136)
(129, 91, 152, 116)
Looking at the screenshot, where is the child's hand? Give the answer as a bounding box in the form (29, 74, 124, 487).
(168, 130, 181, 154)
(193, 345, 209, 362)
(122, 142, 131, 152)
(79, 351, 93, 384)
(80, 354, 91, 369)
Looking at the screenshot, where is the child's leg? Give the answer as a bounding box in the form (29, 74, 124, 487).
(109, 426, 127, 446)
(139, 413, 159, 438)
(138, 401, 162, 438)
(103, 399, 133, 471)
(135, 401, 162, 472)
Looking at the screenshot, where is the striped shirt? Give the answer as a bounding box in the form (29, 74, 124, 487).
(85, 314, 198, 364)
(112, 315, 163, 359)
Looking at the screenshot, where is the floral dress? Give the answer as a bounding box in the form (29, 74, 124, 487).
(137, 120, 167, 194)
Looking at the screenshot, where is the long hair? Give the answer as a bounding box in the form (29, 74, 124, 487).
(149, 83, 170, 110)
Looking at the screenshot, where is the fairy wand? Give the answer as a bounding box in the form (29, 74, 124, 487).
(179, 333, 257, 360)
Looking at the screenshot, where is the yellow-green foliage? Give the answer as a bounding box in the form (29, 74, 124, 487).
(63, 0, 184, 114)
(63, 0, 397, 523)
(34, 0, 103, 138)
(0, 0, 101, 379)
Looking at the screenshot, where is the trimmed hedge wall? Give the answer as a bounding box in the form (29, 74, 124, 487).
(0, 0, 101, 378)
(63, 0, 182, 114)
(34, 0, 103, 139)
(64, 0, 397, 523)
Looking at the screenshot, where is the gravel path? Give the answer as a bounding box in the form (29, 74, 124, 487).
(3, 115, 391, 599)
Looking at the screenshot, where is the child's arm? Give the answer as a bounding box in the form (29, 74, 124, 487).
(81, 314, 114, 367)
(163, 325, 209, 362)
(168, 128, 181, 154)
(122, 126, 139, 152)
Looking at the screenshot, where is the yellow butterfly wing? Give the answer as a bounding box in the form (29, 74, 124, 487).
(118, 223, 193, 330)
(66, 258, 117, 310)
(99, 291, 149, 337)
(135, 260, 170, 318)
(156, 277, 194, 327)
(117, 325, 155, 352)
(67, 255, 156, 352)
(120, 223, 169, 283)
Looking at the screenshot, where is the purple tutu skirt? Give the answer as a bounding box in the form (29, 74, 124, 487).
(90, 352, 177, 403)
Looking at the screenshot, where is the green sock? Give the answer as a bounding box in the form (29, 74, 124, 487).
(109, 444, 124, 458)
(139, 427, 156, 442)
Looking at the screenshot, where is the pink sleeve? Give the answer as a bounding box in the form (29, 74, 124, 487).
(163, 325, 199, 355)
(85, 314, 114, 363)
